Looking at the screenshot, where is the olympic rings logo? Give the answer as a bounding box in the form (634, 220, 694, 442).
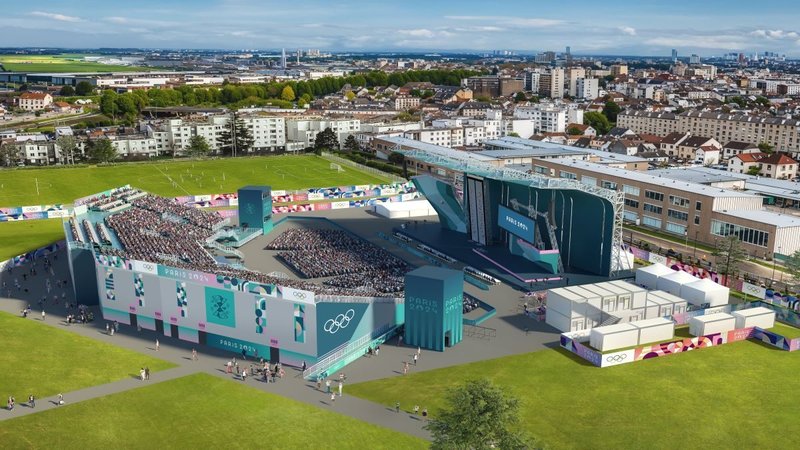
(292, 291, 307, 299)
(324, 309, 355, 334)
(605, 353, 628, 363)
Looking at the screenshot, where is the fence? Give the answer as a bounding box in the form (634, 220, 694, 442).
(302, 322, 398, 380)
(320, 152, 406, 183)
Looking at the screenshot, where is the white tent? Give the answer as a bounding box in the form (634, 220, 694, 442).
(374, 200, 437, 219)
(635, 263, 675, 290)
(656, 270, 698, 296)
(681, 278, 730, 307)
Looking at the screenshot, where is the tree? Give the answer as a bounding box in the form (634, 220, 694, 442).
(100, 90, 119, 121)
(343, 135, 360, 152)
(712, 234, 748, 287)
(785, 249, 800, 285)
(0, 142, 22, 167)
(186, 135, 211, 158)
(584, 111, 612, 135)
(747, 166, 761, 176)
(281, 85, 296, 102)
(603, 100, 621, 123)
(567, 126, 583, 135)
(729, 96, 747, 109)
(426, 379, 530, 450)
(514, 92, 527, 103)
(507, 132, 520, 138)
(75, 81, 94, 96)
(59, 85, 75, 96)
(314, 127, 339, 151)
(758, 142, 774, 154)
(345, 91, 356, 101)
(55, 135, 79, 165)
(388, 151, 405, 165)
(88, 138, 117, 163)
(218, 114, 254, 156)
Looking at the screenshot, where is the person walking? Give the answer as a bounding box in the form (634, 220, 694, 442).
(413, 354, 418, 365)
(330, 392, 336, 404)
(140, 368, 146, 381)
(422, 408, 428, 419)
(226, 361, 232, 374)
(241, 370, 247, 382)
(155, 339, 159, 351)
(192, 349, 198, 361)
(41, 310, 46, 321)
(28, 394, 35, 408)
(316, 378, 322, 391)
(145, 367, 150, 380)
(395, 401, 401, 413)
(57, 393, 64, 405)
(413, 405, 419, 415)
(417, 346, 421, 357)
(375, 345, 380, 356)
(325, 379, 331, 393)
(106, 323, 110, 334)
(338, 381, 343, 397)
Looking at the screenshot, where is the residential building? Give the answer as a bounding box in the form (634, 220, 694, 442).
(722, 141, 760, 160)
(285, 117, 359, 149)
(538, 68, 565, 99)
(393, 95, 420, 111)
(575, 78, 599, 100)
(728, 153, 798, 179)
(18, 92, 53, 111)
(464, 76, 524, 97)
(610, 64, 628, 77)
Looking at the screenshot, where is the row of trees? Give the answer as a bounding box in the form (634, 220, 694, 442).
(583, 100, 622, 135)
(92, 69, 483, 124)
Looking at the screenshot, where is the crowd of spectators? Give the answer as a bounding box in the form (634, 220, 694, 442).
(463, 295, 480, 314)
(94, 194, 406, 297)
(267, 229, 408, 280)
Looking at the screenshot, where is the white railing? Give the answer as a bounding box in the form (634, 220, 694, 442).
(302, 322, 396, 380)
(211, 218, 231, 231)
(207, 240, 244, 259)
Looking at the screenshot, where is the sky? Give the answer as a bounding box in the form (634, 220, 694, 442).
(2, 0, 800, 56)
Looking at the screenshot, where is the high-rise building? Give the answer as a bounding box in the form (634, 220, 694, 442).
(538, 68, 564, 99)
(689, 54, 700, 65)
(281, 48, 287, 68)
(671, 49, 678, 62)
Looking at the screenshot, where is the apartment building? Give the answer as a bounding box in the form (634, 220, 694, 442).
(538, 68, 565, 99)
(527, 158, 800, 256)
(464, 76, 524, 97)
(393, 95, 420, 111)
(109, 136, 160, 158)
(618, 110, 800, 156)
(728, 153, 799, 179)
(148, 114, 286, 154)
(574, 78, 600, 100)
(513, 103, 581, 134)
(285, 117, 359, 149)
(18, 92, 53, 111)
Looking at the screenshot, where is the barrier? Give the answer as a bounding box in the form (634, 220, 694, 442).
(0, 240, 66, 272)
(462, 293, 496, 326)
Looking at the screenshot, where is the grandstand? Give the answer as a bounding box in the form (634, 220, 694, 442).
(65, 186, 408, 376)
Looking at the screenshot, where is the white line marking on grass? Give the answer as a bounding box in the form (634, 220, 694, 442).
(153, 165, 190, 195)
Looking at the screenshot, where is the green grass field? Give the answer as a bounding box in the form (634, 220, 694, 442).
(0, 219, 65, 260)
(0, 311, 175, 398)
(0, 54, 148, 73)
(349, 341, 800, 450)
(0, 155, 391, 206)
(0, 373, 427, 449)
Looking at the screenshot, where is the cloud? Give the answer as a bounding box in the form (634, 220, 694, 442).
(445, 15, 563, 28)
(618, 26, 636, 36)
(645, 35, 748, 50)
(30, 11, 82, 22)
(751, 29, 799, 40)
(398, 29, 454, 39)
(105, 16, 129, 24)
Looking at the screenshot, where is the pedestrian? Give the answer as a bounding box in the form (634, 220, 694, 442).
(413, 405, 419, 415)
(242, 370, 247, 382)
(417, 346, 421, 357)
(192, 349, 198, 361)
(41, 310, 46, 321)
(145, 367, 150, 380)
(235, 362, 240, 375)
(155, 339, 159, 351)
(110, 326, 114, 336)
(375, 345, 380, 356)
(301, 361, 307, 372)
(422, 408, 428, 419)
(338, 381, 343, 397)
(57, 393, 64, 405)
(226, 361, 232, 374)
(140, 368, 146, 380)
(399, 334, 403, 346)
(316, 378, 322, 391)
(339, 373, 344, 382)
(326, 379, 331, 393)
(402, 364, 408, 376)
(330, 392, 336, 404)
(413, 354, 418, 365)
(395, 401, 400, 413)
(28, 394, 35, 408)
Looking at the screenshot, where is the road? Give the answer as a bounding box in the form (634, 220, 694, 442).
(1, 111, 98, 130)
(625, 227, 789, 285)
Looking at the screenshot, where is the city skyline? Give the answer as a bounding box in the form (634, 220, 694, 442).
(2, 0, 800, 56)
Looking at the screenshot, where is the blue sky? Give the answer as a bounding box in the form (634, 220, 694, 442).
(2, 0, 800, 56)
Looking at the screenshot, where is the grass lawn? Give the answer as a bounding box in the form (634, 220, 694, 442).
(349, 341, 800, 450)
(0, 311, 175, 398)
(0, 219, 65, 260)
(0, 373, 428, 449)
(0, 54, 148, 73)
(770, 322, 800, 339)
(0, 155, 391, 206)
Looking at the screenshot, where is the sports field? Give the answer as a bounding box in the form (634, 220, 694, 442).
(0, 311, 175, 398)
(349, 340, 800, 449)
(0, 155, 391, 206)
(0, 373, 428, 449)
(0, 219, 65, 261)
(0, 54, 148, 73)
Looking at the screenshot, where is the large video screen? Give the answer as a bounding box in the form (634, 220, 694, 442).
(497, 205, 535, 243)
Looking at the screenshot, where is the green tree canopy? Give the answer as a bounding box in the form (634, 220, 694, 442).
(603, 100, 621, 123)
(88, 138, 118, 164)
(514, 92, 527, 103)
(567, 126, 583, 135)
(712, 234, 748, 286)
(281, 85, 296, 102)
(426, 379, 530, 450)
(343, 135, 360, 152)
(75, 81, 94, 96)
(55, 135, 79, 164)
(218, 115, 254, 156)
(186, 135, 212, 158)
(59, 85, 75, 96)
(758, 142, 774, 154)
(0, 142, 22, 167)
(314, 127, 339, 151)
(584, 111, 612, 135)
(784, 249, 800, 285)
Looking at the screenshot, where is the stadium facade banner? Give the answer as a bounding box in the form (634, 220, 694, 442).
(0, 240, 65, 271)
(131, 259, 159, 275)
(0, 204, 68, 222)
(279, 286, 315, 304)
(497, 205, 536, 243)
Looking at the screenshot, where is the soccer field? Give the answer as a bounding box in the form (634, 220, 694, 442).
(0, 373, 428, 449)
(0, 219, 66, 261)
(0, 54, 148, 73)
(0, 311, 175, 398)
(349, 340, 800, 450)
(0, 155, 391, 206)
